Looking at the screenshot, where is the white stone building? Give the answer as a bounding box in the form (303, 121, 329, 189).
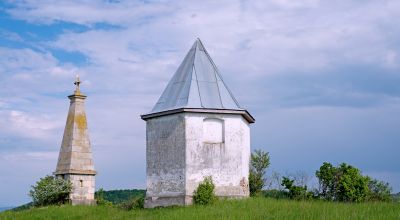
(141, 39, 255, 208)
(55, 77, 96, 205)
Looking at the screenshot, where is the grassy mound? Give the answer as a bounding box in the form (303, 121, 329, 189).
(1, 197, 399, 220)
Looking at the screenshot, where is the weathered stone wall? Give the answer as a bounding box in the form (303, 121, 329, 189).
(62, 174, 96, 205)
(144, 112, 250, 207)
(184, 113, 250, 203)
(145, 114, 186, 208)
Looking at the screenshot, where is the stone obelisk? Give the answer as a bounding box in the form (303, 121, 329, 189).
(55, 76, 96, 205)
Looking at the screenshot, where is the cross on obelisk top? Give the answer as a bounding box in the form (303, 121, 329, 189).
(74, 74, 81, 94)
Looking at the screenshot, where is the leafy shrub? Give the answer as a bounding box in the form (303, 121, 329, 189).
(96, 189, 146, 204)
(118, 197, 144, 210)
(316, 163, 370, 202)
(281, 177, 313, 200)
(95, 188, 113, 206)
(263, 189, 289, 199)
(367, 178, 392, 202)
(29, 175, 72, 206)
(249, 150, 270, 196)
(193, 176, 216, 205)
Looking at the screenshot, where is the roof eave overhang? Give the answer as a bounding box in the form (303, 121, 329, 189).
(141, 108, 255, 123)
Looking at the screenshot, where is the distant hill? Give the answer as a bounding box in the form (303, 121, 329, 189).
(10, 189, 146, 211)
(96, 189, 146, 204)
(0, 207, 14, 212)
(11, 202, 33, 211)
(393, 192, 400, 202)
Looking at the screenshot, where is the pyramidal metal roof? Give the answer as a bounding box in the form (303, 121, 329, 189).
(152, 38, 242, 111)
(142, 38, 254, 123)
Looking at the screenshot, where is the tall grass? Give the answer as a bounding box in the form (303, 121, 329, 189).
(1, 197, 399, 220)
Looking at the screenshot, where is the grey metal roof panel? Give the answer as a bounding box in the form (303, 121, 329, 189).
(150, 38, 244, 113)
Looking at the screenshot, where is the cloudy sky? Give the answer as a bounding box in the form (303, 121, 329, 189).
(1, 0, 399, 206)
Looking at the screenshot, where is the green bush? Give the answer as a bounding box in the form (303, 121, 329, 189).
(263, 189, 289, 199)
(249, 150, 270, 196)
(118, 197, 144, 210)
(281, 177, 312, 200)
(193, 176, 216, 205)
(95, 188, 113, 206)
(316, 163, 371, 202)
(249, 171, 264, 197)
(367, 178, 392, 202)
(96, 189, 146, 204)
(29, 175, 72, 206)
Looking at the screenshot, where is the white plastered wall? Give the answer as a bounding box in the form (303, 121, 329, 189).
(184, 112, 250, 199)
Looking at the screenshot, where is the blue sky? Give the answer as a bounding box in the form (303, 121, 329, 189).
(1, 0, 400, 206)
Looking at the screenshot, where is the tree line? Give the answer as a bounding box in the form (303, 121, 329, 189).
(28, 149, 395, 207)
(249, 149, 394, 202)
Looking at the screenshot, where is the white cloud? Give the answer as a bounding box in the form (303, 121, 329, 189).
(0, 29, 23, 42)
(6, 0, 174, 26)
(0, 48, 57, 71)
(384, 50, 398, 68)
(18, 0, 396, 82)
(1, 151, 58, 161)
(0, 110, 61, 140)
(0, 47, 83, 102)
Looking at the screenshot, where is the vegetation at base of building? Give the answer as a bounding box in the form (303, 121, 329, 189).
(118, 197, 144, 210)
(193, 176, 216, 205)
(2, 197, 399, 220)
(249, 150, 270, 196)
(29, 175, 72, 207)
(117, 197, 145, 210)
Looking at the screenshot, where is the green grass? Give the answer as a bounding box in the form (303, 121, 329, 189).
(1, 198, 399, 220)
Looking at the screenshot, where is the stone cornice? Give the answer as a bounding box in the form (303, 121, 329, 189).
(68, 93, 87, 100)
(141, 108, 255, 123)
(54, 169, 97, 175)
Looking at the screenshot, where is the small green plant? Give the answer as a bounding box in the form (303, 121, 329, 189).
(118, 197, 144, 210)
(29, 175, 72, 207)
(263, 189, 289, 199)
(193, 176, 216, 205)
(94, 189, 146, 204)
(281, 177, 312, 200)
(95, 188, 113, 206)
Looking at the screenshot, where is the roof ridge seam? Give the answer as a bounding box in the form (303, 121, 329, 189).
(199, 39, 241, 109)
(192, 49, 204, 108)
